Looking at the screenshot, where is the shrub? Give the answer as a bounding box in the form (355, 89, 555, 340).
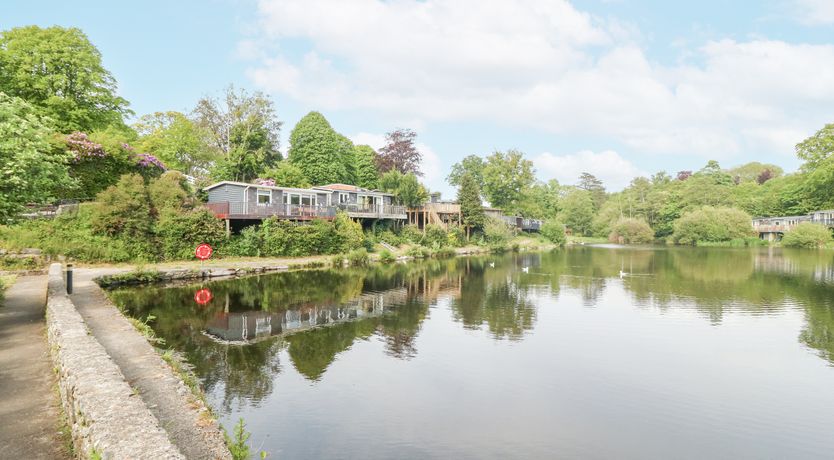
(399, 224, 423, 244)
(609, 218, 654, 244)
(540, 220, 567, 245)
(483, 217, 514, 250)
(377, 230, 402, 247)
(333, 212, 364, 253)
(93, 174, 154, 240)
(672, 207, 754, 245)
(446, 224, 466, 247)
(423, 224, 447, 249)
(406, 246, 431, 258)
(378, 249, 396, 263)
(346, 248, 369, 266)
(782, 222, 833, 248)
(156, 208, 226, 260)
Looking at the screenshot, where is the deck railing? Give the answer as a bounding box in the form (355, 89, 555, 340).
(205, 201, 337, 219)
(336, 203, 407, 217)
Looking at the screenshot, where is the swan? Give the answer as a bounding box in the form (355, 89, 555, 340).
(489, 262, 495, 268)
(619, 270, 627, 278)
(522, 267, 529, 273)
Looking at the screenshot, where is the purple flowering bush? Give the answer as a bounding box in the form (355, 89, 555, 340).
(135, 152, 166, 171)
(66, 132, 107, 162)
(254, 178, 276, 186)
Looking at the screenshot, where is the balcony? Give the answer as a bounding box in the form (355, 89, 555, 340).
(336, 203, 408, 219)
(205, 201, 337, 220)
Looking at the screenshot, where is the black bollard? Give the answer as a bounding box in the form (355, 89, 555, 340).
(66, 263, 73, 294)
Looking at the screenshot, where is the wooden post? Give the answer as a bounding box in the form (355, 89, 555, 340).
(225, 219, 231, 238)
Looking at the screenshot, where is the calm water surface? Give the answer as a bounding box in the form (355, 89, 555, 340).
(111, 246, 834, 459)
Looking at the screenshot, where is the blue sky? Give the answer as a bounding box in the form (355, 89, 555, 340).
(4, 0, 834, 197)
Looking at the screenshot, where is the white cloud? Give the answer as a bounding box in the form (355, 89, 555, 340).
(533, 150, 647, 191)
(793, 0, 834, 25)
(246, 0, 834, 162)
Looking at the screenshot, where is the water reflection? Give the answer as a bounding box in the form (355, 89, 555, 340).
(109, 247, 834, 415)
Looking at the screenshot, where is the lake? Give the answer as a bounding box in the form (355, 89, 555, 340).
(110, 246, 834, 459)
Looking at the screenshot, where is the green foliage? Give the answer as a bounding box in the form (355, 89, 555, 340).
(0, 93, 73, 222)
(422, 224, 448, 249)
(782, 222, 833, 248)
(379, 170, 428, 207)
(559, 189, 595, 236)
(262, 161, 311, 188)
(400, 225, 423, 244)
(133, 111, 220, 176)
(406, 246, 431, 258)
(433, 247, 457, 258)
(727, 161, 783, 184)
(448, 154, 485, 188)
(540, 220, 566, 246)
(224, 418, 252, 460)
(0, 26, 131, 132)
(446, 224, 466, 247)
(148, 171, 192, 213)
(93, 174, 154, 238)
(288, 111, 353, 185)
(195, 86, 282, 182)
(352, 144, 380, 189)
(672, 207, 754, 245)
(609, 218, 654, 244)
(796, 123, 834, 170)
(577, 172, 606, 210)
(457, 172, 485, 235)
(333, 212, 364, 253)
(482, 149, 536, 213)
(483, 217, 514, 250)
(378, 249, 396, 263)
(156, 209, 226, 260)
(346, 248, 369, 266)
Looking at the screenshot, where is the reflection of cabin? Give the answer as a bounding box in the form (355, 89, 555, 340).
(752, 210, 834, 241)
(204, 287, 409, 343)
(203, 181, 407, 234)
(407, 195, 542, 232)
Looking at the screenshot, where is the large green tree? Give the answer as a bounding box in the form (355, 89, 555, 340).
(0, 93, 73, 222)
(482, 149, 536, 213)
(352, 144, 380, 189)
(796, 123, 834, 170)
(288, 111, 354, 185)
(262, 162, 311, 189)
(457, 172, 485, 236)
(134, 111, 220, 176)
(0, 26, 130, 132)
(193, 86, 282, 182)
(448, 154, 486, 188)
(379, 170, 428, 207)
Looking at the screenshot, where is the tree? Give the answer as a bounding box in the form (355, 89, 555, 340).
(0, 93, 73, 222)
(376, 128, 422, 176)
(134, 111, 220, 176)
(262, 162, 311, 189)
(727, 161, 783, 183)
(481, 149, 536, 213)
(448, 155, 485, 188)
(796, 123, 834, 170)
(0, 26, 130, 132)
(676, 170, 693, 181)
(457, 173, 485, 237)
(540, 220, 566, 245)
(672, 207, 753, 245)
(193, 86, 282, 182)
(782, 222, 833, 248)
(559, 189, 594, 236)
(379, 170, 428, 207)
(609, 218, 654, 244)
(352, 145, 380, 189)
(287, 111, 354, 185)
(577, 172, 606, 209)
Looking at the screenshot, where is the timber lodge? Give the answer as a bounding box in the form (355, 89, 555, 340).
(203, 180, 542, 234)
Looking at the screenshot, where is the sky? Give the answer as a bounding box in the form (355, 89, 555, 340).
(3, 0, 834, 197)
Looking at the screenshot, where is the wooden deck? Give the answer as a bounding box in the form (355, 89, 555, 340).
(205, 201, 407, 221)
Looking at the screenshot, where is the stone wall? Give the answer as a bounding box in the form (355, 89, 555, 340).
(46, 264, 184, 459)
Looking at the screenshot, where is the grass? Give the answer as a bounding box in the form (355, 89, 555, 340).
(567, 235, 608, 245)
(0, 274, 16, 300)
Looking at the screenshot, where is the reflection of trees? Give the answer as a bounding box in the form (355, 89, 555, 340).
(450, 257, 537, 340)
(377, 299, 429, 359)
(286, 320, 377, 381)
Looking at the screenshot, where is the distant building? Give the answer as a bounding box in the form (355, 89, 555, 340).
(752, 210, 834, 241)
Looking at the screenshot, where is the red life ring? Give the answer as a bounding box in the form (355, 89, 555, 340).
(194, 288, 213, 305)
(195, 243, 213, 260)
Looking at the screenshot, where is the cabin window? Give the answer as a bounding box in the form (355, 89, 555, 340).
(339, 193, 350, 204)
(301, 195, 313, 206)
(257, 189, 271, 206)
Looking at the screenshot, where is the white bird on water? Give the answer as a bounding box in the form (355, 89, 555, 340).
(619, 270, 627, 278)
(522, 267, 530, 273)
(489, 262, 495, 268)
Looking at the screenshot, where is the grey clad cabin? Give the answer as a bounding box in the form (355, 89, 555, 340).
(204, 181, 407, 233)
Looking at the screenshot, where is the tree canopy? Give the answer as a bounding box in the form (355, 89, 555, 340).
(376, 128, 422, 176)
(134, 111, 220, 176)
(288, 111, 354, 185)
(482, 149, 536, 213)
(457, 172, 485, 235)
(0, 26, 130, 133)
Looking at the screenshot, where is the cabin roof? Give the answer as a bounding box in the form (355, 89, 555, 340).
(202, 181, 322, 194)
(313, 183, 395, 196)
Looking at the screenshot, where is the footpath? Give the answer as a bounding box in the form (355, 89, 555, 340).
(0, 275, 69, 459)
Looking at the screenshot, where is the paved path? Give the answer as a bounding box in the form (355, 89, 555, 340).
(0, 276, 69, 459)
(70, 271, 231, 460)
